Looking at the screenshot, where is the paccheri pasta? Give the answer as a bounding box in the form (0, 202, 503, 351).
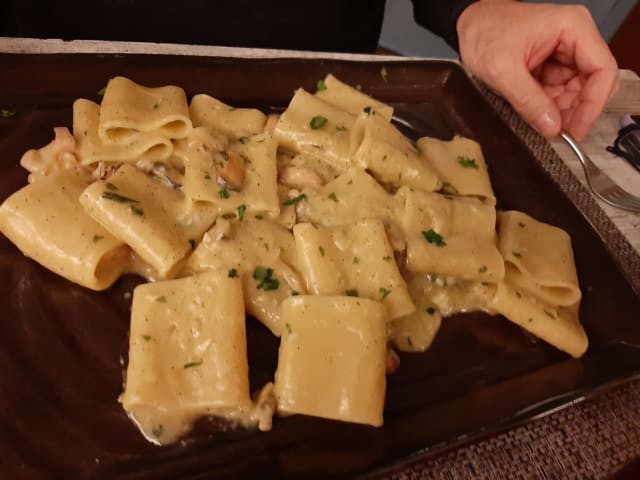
(0, 75, 587, 445)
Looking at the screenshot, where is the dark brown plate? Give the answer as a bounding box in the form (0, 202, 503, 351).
(1, 54, 639, 480)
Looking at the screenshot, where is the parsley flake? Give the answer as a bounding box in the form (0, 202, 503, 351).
(353, 256, 360, 264)
(513, 251, 522, 258)
(218, 186, 230, 199)
(379, 287, 391, 300)
(327, 192, 338, 202)
(291, 290, 299, 296)
(142, 334, 152, 341)
(184, 360, 203, 369)
(204, 174, 211, 180)
(426, 307, 436, 315)
(310, 115, 328, 129)
(156, 296, 167, 303)
(0, 109, 16, 118)
(285, 322, 293, 334)
(92, 235, 104, 243)
(318, 246, 325, 256)
(129, 205, 144, 216)
(105, 182, 118, 191)
(457, 156, 479, 169)
(236, 204, 247, 221)
(336, 125, 347, 132)
(479, 265, 488, 273)
(152, 424, 164, 438)
(422, 228, 447, 247)
(441, 181, 459, 195)
(253, 267, 279, 291)
(283, 193, 307, 206)
(228, 268, 239, 278)
(97, 86, 106, 96)
(345, 289, 359, 297)
(101, 191, 139, 204)
(316, 79, 327, 92)
(363, 106, 374, 115)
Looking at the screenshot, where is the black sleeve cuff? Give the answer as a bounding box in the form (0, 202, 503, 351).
(410, 0, 478, 52)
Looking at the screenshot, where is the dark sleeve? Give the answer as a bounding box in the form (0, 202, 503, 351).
(410, 0, 478, 51)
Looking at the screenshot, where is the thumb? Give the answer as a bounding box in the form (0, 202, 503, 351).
(491, 65, 562, 138)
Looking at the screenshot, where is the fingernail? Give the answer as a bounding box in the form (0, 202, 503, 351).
(533, 111, 560, 136)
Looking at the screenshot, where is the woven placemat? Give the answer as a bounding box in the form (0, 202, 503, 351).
(387, 87, 640, 480)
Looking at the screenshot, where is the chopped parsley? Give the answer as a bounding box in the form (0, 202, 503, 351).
(379, 287, 391, 300)
(457, 156, 479, 169)
(426, 307, 436, 315)
(291, 290, 299, 296)
(253, 267, 279, 291)
(228, 268, 239, 278)
(129, 205, 144, 216)
(316, 79, 327, 92)
(345, 289, 359, 297)
(155, 296, 167, 303)
(218, 186, 230, 199)
(441, 181, 459, 195)
(310, 115, 328, 129)
(353, 256, 360, 264)
(97, 86, 106, 97)
(512, 251, 522, 258)
(382, 255, 392, 262)
(327, 192, 338, 202)
(141, 334, 152, 341)
(422, 228, 447, 247)
(479, 265, 488, 273)
(363, 106, 374, 115)
(285, 322, 293, 334)
(236, 204, 247, 221)
(183, 360, 203, 369)
(92, 235, 104, 243)
(318, 246, 325, 256)
(255, 214, 264, 220)
(283, 193, 307, 206)
(0, 109, 16, 118)
(105, 182, 118, 191)
(219, 150, 229, 161)
(336, 125, 347, 132)
(152, 424, 164, 438)
(204, 174, 211, 180)
(380, 66, 388, 82)
(101, 191, 139, 204)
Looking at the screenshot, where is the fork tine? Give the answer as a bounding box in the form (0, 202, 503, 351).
(561, 131, 640, 213)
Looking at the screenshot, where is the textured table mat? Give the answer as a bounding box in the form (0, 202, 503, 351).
(2, 38, 640, 480)
(384, 81, 640, 480)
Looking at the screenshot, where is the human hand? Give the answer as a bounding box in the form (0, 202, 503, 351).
(457, 0, 618, 140)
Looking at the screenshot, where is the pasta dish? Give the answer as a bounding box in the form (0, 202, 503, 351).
(0, 74, 587, 445)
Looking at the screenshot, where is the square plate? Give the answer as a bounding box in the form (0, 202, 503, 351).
(1, 53, 639, 480)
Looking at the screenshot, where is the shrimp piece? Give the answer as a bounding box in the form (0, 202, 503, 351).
(217, 150, 245, 189)
(279, 165, 324, 191)
(21, 127, 79, 182)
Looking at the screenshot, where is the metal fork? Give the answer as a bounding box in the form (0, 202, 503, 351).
(561, 131, 640, 213)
